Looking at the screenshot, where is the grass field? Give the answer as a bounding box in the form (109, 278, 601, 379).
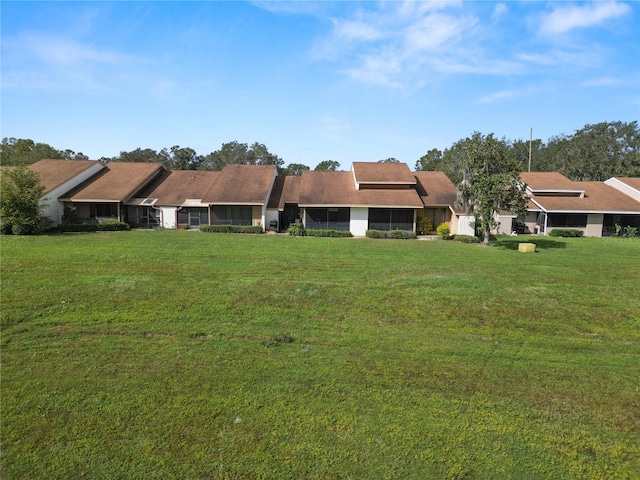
(1, 230, 639, 479)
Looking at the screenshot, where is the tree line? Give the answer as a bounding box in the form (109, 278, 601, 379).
(2, 120, 638, 180)
(415, 121, 639, 182)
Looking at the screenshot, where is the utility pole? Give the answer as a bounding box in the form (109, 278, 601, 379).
(528, 128, 532, 172)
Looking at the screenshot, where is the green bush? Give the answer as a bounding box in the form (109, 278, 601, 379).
(615, 224, 638, 237)
(287, 223, 306, 236)
(549, 229, 584, 238)
(452, 234, 480, 243)
(305, 229, 353, 238)
(62, 222, 130, 232)
(416, 216, 433, 235)
(436, 223, 451, 239)
(200, 225, 263, 234)
(366, 229, 416, 240)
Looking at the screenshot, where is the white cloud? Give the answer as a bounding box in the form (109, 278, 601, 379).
(492, 3, 508, 20)
(318, 4, 479, 88)
(580, 76, 625, 87)
(474, 89, 520, 104)
(539, 1, 631, 35)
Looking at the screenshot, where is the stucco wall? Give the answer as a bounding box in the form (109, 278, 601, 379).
(160, 207, 177, 229)
(350, 207, 369, 236)
(585, 213, 604, 237)
(456, 215, 476, 236)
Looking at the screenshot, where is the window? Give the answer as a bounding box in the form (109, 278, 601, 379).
(547, 214, 587, 229)
(369, 208, 414, 231)
(210, 206, 253, 226)
(305, 208, 350, 230)
(90, 203, 118, 218)
(603, 214, 640, 236)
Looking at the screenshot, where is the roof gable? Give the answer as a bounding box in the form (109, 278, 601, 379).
(202, 164, 277, 205)
(29, 159, 104, 195)
(352, 162, 416, 189)
(131, 170, 221, 206)
(61, 162, 165, 202)
(298, 170, 423, 208)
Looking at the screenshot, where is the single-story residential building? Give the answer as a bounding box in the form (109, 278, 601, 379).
(29, 159, 106, 226)
(60, 162, 166, 224)
(127, 170, 221, 228)
(201, 164, 278, 229)
(512, 172, 640, 237)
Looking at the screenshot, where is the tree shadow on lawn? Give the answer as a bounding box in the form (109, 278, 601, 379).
(493, 237, 567, 251)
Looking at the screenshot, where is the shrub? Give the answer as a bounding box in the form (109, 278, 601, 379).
(549, 229, 584, 238)
(366, 229, 416, 240)
(416, 216, 433, 235)
(452, 234, 480, 243)
(199, 225, 263, 234)
(305, 229, 353, 238)
(615, 224, 638, 237)
(436, 223, 451, 239)
(62, 222, 130, 232)
(287, 223, 306, 236)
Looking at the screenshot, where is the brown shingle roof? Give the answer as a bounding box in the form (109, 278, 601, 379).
(29, 159, 103, 195)
(267, 176, 301, 210)
(134, 170, 221, 206)
(413, 171, 458, 207)
(521, 172, 579, 191)
(530, 181, 640, 213)
(298, 171, 423, 207)
(61, 162, 165, 202)
(352, 162, 416, 185)
(202, 164, 277, 205)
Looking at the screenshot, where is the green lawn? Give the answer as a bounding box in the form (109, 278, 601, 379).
(1, 231, 638, 479)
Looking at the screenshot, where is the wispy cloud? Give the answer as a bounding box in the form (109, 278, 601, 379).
(539, 1, 631, 35)
(475, 89, 520, 105)
(315, 3, 480, 88)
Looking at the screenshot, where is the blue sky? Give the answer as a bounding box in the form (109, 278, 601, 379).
(2, 1, 638, 169)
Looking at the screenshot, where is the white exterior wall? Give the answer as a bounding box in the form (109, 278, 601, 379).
(456, 215, 476, 236)
(585, 213, 604, 237)
(41, 163, 104, 225)
(160, 207, 177, 229)
(350, 207, 369, 236)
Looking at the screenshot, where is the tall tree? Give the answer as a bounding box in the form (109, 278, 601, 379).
(1, 138, 88, 166)
(281, 163, 310, 176)
(415, 148, 443, 171)
(0, 166, 50, 234)
(315, 160, 340, 171)
(455, 132, 527, 245)
(537, 121, 640, 181)
(199, 141, 284, 171)
(378, 157, 400, 163)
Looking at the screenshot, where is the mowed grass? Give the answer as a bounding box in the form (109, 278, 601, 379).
(1, 230, 638, 479)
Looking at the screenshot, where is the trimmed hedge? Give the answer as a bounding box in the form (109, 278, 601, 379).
(62, 222, 130, 232)
(366, 229, 417, 240)
(452, 234, 480, 243)
(548, 229, 584, 238)
(200, 225, 263, 234)
(305, 229, 353, 238)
